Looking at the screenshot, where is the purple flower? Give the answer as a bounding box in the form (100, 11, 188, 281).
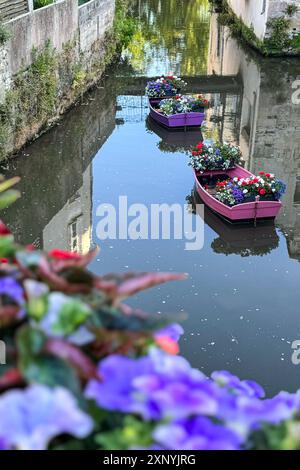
(0, 277, 24, 306)
(153, 416, 241, 450)
(155, 323, 184, 343)
(0, 385, 93, 450)
(85, 349, 220, 421)
(216, 389, 300, 439)
(211, 371, 265, 398)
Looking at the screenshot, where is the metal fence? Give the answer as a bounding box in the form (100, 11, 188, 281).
(0, 0, 30, 23)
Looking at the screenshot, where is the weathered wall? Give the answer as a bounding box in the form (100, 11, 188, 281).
(227, 0, 300, 39)
(227, 0, 269, 39)
(6, 0, 78, 76)
(267, 0, 300, 36)
(0, 0, 117, 159)
(79, 0, 115, 53)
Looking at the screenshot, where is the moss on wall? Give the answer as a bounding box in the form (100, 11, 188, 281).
(0, 0, 136, 160)
(210, 0, 300, 56)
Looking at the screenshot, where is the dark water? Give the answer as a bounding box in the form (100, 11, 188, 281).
(2, 0, 300, 396)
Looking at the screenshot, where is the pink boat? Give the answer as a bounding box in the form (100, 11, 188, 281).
(149, 100, 205, 128)
(194, 165, 282, 222)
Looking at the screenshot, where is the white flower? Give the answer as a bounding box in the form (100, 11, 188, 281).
(238, 181, 242, 186)
(243, 189, 248, 194)
(272, 188, 276, 192)
(233, 177, 238, 182)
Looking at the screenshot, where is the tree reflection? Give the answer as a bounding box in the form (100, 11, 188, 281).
(126, 0, 211, 75)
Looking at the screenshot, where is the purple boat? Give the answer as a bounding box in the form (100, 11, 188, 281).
(149, 99, 205, 128)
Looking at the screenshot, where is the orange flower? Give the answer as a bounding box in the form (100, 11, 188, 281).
(155, 336, 179, 355)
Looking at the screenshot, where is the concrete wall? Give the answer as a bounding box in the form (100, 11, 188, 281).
(6, 0, 78, 76)
(4, 0, 115, 76)
(79, 0, 115, 53)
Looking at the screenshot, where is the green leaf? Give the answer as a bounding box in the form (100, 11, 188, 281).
(27, 295, 49, 321)
(51, 298, 91, 336)
(17, 325, 46, 357)
(0, 235, 16, 258)
(95, 416, 154, 450)
(0, 189, 20, 210)
(0, 177, 20, 194)
(21, 355, 81, 395)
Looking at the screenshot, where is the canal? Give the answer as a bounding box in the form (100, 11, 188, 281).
(2, 0, 300, 396)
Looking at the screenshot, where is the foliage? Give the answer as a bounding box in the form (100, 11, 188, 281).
(0, 41, 58, 160)
(214, 0, 300, 55)
(0, 22, 10, 46)
(265, 17, 291, 52)
(285, 4, 299, 17)
(33, 0, 54, 9)
(115, 0, 137, 51)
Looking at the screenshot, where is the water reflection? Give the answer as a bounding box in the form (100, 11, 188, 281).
(125, 0, 211, 76)
(1, 0, 300, 395)
(146, 116, 202, 153)
(187, 189, 280, 257)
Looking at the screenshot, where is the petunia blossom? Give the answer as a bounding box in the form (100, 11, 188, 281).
(0, 385, 93, 450)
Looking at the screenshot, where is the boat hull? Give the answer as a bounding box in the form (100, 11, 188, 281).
(149, 101, 205, 128)
(194, 166, 282, 222)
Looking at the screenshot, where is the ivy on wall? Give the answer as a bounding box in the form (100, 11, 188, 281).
(210, 0, 300, 56)
(0, 0, 136, 160)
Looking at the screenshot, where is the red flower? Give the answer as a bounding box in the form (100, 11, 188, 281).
(48, 249, 82, 260)
(259, 189, 266, 196)
(259, 171, 265, 176)
(0, 221, 11, 236)
(196, 142, 203, 150)
(192, 151, 197, 156)
(0, 258, 8, 264)
(265, 173, 271, 178)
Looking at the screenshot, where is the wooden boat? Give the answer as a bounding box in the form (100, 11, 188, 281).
(149, 99, 205, 129)
(194, 165, 282, 222)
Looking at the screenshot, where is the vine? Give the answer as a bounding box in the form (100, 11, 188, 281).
(0, 22, 10, 45)
(211, 0, 300, 56)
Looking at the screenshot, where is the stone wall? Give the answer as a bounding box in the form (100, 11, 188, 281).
(227, 0, 269, 39)
(5, 0, 78, 76)
(227, 0, 300, 40)
(0, 0, 117, 159)
(79, 0, 115, 53)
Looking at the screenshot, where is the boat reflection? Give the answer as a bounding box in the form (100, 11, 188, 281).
(187, 189, 279, 257)
(146, 116, 202, 153)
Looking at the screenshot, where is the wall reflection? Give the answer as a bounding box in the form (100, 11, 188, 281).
(206, 12, 300, 260)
